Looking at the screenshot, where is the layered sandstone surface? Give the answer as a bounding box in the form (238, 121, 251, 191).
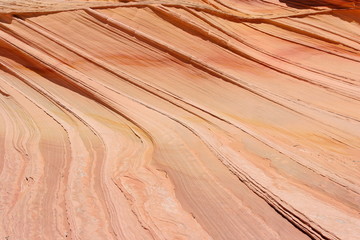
(0, 0, 359, 239)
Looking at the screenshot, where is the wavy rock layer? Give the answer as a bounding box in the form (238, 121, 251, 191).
(0, 0, 359, 239)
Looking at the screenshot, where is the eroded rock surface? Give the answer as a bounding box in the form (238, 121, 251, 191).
(0, 0, 359, 239)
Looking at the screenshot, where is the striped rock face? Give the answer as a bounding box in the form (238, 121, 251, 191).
(0, 1, 359, 240)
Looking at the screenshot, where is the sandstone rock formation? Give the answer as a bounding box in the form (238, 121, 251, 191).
(0, 0, 359, 239)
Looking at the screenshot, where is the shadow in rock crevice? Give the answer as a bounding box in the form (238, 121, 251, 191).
(279, 0, 360, 25)
(279, 0, 358, 9)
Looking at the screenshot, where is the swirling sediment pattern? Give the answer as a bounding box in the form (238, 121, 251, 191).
(0, 0, 359, 239)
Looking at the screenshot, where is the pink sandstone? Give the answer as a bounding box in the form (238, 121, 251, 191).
(0, 0, 359, 239)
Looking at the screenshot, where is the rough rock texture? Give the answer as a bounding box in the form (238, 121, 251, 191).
(0, 0, 359, 239)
